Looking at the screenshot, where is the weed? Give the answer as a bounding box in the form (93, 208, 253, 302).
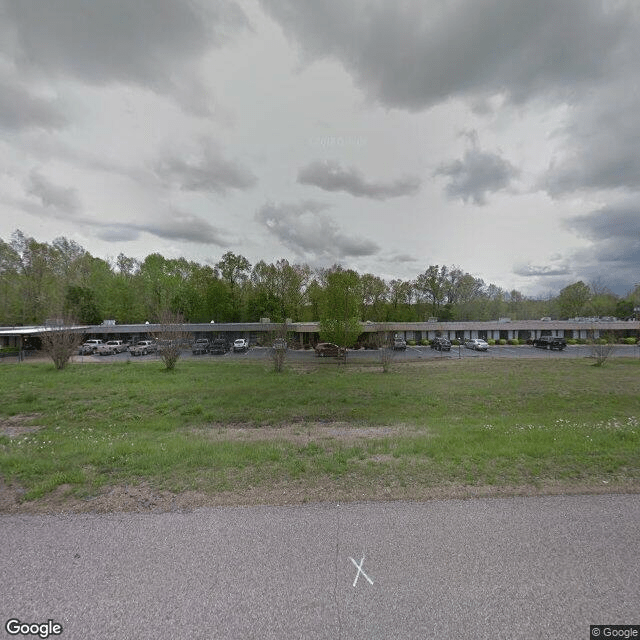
(0, 359, 638, 501)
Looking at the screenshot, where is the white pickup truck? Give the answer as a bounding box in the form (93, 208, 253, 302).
(129, 340, 157, 356)
(78, 339, 103, 355)
(97, 340, 127, 355)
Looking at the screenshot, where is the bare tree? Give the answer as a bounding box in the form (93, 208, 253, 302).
(375, 326, 396, 373)
(151, 310, 189, 371)
(590, 330, 615, 367)
(40, 318, 84, 370)
(270, 320, 291, 373)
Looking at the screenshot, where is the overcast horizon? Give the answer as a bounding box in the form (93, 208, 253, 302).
(1, 0, 639, 298)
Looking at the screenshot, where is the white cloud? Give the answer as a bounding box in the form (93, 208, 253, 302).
(154, 139, 258, 195)
(255, 201, 380, 261)
(297, 159, 420, 200)
(434, 137, 520, 205)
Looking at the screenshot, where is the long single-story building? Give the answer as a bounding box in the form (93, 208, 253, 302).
(1, 318, 638, 352)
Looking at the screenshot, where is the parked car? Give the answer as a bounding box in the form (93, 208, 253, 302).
(78, 339, 103, 355)
(430, 337, 451, 351)
(272, 338, 287, 350)
(233, 338, 249, 353)
(393, 337, 407, 350)
(532, 336, 567, 350)
(314, 342, 346, 357)
(97, 340, 127, 355)
(129, 340, 157, 356)
(192, 338, 210, 355)
(465, 338, 489, 351)
(210, 338, 229, 354)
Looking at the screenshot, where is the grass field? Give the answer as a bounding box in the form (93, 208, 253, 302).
(1, 357, 639, 511)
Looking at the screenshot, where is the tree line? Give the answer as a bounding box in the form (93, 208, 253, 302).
(1, 230, 638, 326)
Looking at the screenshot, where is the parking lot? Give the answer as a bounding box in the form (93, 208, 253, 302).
(71, 344, 639, 364)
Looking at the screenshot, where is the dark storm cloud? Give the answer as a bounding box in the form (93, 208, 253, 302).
(1, 0, 248, 101)
(297, 160, 420, 200)
(260, 0, 630, 110)
(155, 142, 258, 195)
(511, 206, 639, 295)
(255, 200, 380, 260)
(542, 80, 640, 194)
(435, 146, 519, 205)
(0, 79, 67, 130)
(566, 206, 640, 244)
(561, 205, 640, 294)
(261, 0, 640, 204)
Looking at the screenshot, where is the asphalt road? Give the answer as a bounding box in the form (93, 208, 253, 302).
(2, 494, 638, 639)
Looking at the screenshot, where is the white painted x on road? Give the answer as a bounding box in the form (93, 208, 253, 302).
(349, 556, 374, 587)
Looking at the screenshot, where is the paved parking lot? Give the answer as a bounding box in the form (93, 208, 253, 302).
(71, 344, 639, 364)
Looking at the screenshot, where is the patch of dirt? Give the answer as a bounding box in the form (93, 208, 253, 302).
(0, 414, 44, 438)
(186, 421, 426, 445)
(2, 475, 639, 515)
(2, 419, 638, 515)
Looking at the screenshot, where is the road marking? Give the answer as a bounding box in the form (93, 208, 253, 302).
(349, 556, 374, 587)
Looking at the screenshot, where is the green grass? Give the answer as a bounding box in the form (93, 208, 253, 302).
(1, 358, 639, 504)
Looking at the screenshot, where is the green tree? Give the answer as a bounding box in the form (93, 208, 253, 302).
(449, 275, 486, 320)
(64, 286, 101, 324)
(415, 265, 449, 319)
(83, 255, 117, 321)
(110, 254, 144, 323)
(556, 281, 591, 319)
(386, 279, 415, 321)
(359, 273, 388, 321)
(318, 267, 361, 348)
(137, 254, 190, 321)
(216, 252, 251, 321)
(302, 278, 323, 321)
(274, 259, 310, 321)
(615, 299, 634, 319)
(0, 236, 23, 324)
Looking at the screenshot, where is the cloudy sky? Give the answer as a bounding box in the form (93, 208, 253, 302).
(1, 0, 639, 297)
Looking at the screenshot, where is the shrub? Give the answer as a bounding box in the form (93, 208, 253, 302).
(407, 340, 416, 346)
(487, 338, 495, 346)
(508, 338, 520, 345)
(498, 339, 507, 345)
(623, 337, 637, 345)
(41, 320, 84, 370)
(566, 338, 578, 345)
(420, 339, 429, 346)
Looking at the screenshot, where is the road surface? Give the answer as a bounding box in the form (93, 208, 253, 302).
(2, 493, 638, 639)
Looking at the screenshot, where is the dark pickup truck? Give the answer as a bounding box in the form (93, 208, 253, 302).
(192, 338, 210, 355)
(210, 338, 229, 354)
(532, 336, 567, 350)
